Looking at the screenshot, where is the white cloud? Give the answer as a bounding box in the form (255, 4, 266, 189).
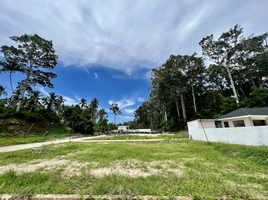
(84, 68, 90, 75)
(63, 96, 79, 106)
(39, 87, 79, 106)
(118, 115, 134, 120)
(108, 98, 135, 109)
(124, 109, 136, 114)
(137, 97, 145, 102)
(39, 87, 49, 97)
(94, 73, 99, 79)
(1, 1, 267, 78)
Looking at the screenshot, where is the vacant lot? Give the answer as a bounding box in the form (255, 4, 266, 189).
(0, 138, 267, 199)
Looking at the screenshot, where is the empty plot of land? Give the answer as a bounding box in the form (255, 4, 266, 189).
(0, 139, 267, 199)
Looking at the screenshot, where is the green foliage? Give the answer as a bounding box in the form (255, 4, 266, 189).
(62, 105, 94, 135)
(240, 87, 268, 107)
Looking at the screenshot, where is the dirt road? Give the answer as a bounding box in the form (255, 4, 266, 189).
(0, 136, 164, 153)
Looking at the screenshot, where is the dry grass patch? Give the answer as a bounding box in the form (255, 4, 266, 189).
(90, 159, 184, 178)
(0, 158, 95, 177)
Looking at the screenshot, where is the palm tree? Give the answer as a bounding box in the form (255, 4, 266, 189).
(27, 90, 43, 112)
(89, 98, 99, 122)
(79, 98, 87, 109)
(12, 89, 22, 107)
(42, 92, 59, 113)
(54, 95, 64, 114)
(109, 103, 122, 125)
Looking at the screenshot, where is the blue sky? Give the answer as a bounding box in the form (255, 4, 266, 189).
(0, 0, 267, 123)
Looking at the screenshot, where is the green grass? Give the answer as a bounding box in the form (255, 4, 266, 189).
(0, 133, 83, 147)
(89, 134, 187, 140)
(0, 139, 267, 199)
(0, 123, 85, 147)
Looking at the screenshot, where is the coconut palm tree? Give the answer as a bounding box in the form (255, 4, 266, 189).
(79, 98, 87, 109)
(27, 90, 43, 112)
(109, 103, 122, 125)
(42, 92, 59, 113)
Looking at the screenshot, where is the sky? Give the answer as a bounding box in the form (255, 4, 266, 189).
(0, 0, 267, 124)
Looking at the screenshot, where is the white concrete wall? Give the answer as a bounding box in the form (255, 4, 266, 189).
(188, 120, 268, 146)
(199, 121, 216, 129)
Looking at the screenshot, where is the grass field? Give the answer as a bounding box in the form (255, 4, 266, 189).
(0, 133, 83, 147)
(0, 138, 267, 199)
(89, 134, 187, 140)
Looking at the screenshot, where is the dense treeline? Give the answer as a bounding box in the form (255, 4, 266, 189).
(0, 34, 116, 136)
(134, 25, 268, 131)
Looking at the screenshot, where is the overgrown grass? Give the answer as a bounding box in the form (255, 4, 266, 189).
(89, 134, 187, 140)
(0, 139, 267, 199)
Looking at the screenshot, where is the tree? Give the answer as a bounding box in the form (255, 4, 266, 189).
(98, 108, 108, 123)
(0, 86, 7, 97)
(27, 90, 43, 112)
(0, 46, 25, 106)
(79, 98, 87, 109)
(199, 24, 243, 105)
(42, 92, 59, 113)
(89, 98, 99, 122)
(1, 34, 59, 112)
(109, 103, 122, 124)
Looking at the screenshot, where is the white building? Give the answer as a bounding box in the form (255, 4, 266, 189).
(118, 126, 129, 131)
(187, 107, 268, 146)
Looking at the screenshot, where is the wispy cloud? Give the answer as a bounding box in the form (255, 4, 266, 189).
(39, 87, 79, 106)
(63, 96, 79, 106)
(137, 97, 145, 102)
(94, 73, 99, 79)
(118, 115, 134, 120)
(124, 109, 136, 114)
(108, 98, 135, 109)
(39, 87, 49, 97)
(84, 68, 90, 75)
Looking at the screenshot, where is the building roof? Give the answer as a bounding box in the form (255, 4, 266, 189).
(217, 107, 268, 120)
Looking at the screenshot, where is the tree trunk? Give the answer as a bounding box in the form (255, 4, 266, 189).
(240, 87, 246, 98)
(251, 74, 256, 87)
(16, 63, 34, 112)
(9, 72, 14, 107)
(225, 66, 239, 105)
(175, 100, 180, 120)
(180, 93, 187, 122)
(212, 83, 216, 103)
(191, 81, 197, 112)
(164, 104, 167, 122)
(29, 104, 34, 112)
(114, 114, 116, 125)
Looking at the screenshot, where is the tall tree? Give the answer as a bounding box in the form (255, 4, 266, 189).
(0, 46, 25, 106)
(109, 103, 122, 124)
(0, 34, 59, 112)
(98, 108, 108, 123)
(89, 98, 99, 122)
(199, 24, 243, 105)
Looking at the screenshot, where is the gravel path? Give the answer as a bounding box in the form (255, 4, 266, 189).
(0, 136, 164, 153)
(0, 136, 102, 153)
